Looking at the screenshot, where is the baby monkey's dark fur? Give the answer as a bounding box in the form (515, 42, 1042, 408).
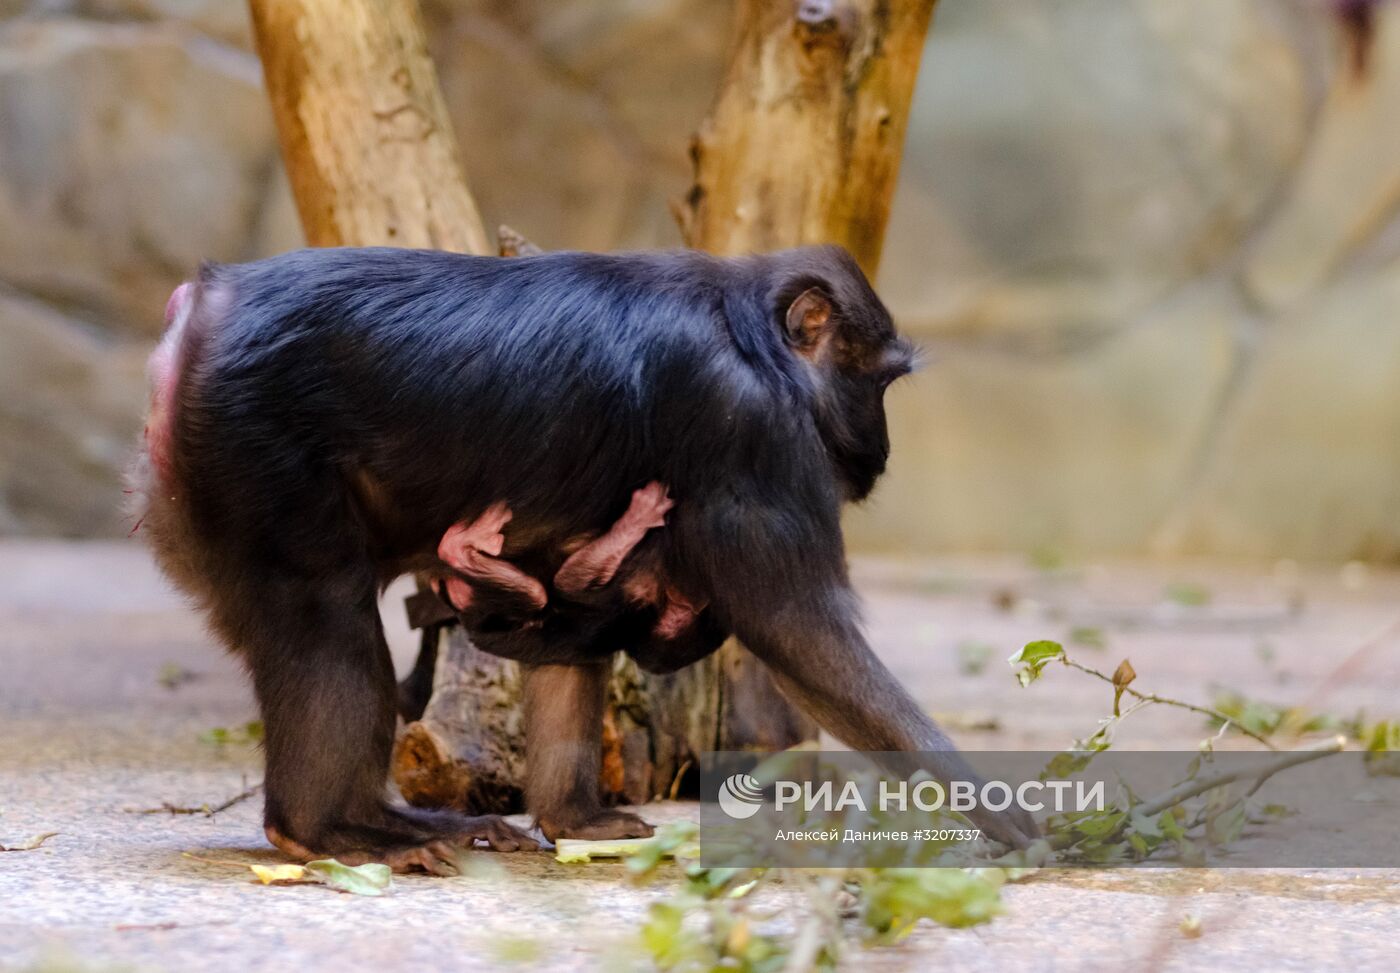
(131, 245, 1038, 872)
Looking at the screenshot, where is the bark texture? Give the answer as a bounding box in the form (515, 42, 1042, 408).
(676, 0, 937, 277)
(247, 0, 490, 253)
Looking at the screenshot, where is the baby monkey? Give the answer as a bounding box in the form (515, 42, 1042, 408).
(429, 483, 713, 669)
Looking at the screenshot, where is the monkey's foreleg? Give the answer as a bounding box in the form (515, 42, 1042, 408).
(523, 662, 654, 841)
(736, 588, 1040, 849)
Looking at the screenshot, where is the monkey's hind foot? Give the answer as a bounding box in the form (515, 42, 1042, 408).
(266, 809, 539, 877)
(537, 807, 655, 843)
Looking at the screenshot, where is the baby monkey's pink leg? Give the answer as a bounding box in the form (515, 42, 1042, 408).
(554, 482, 673, 597)
(438, 502, 547, 612)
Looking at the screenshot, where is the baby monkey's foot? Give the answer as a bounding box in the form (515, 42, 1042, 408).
(437, 502, 548, 616)
(622, 481, 674, 531)
(537, 807, 655, 842)
(441, 501, 513, 560)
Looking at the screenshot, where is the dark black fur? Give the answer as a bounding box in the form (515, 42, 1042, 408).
(134, 244, 1037, 862)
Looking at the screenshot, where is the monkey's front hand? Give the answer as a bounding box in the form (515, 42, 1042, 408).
(452, 814, 541, 853)
(965, 801, 1040, 851)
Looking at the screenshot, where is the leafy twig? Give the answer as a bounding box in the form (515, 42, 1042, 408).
(1067, 655, 1276, 748)
(1017, 642, 1278, 750)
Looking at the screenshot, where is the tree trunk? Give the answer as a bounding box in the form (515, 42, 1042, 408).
(676, 0, 936, 276)
(247, 0, 490, 253)
(674, 0, 939, 749)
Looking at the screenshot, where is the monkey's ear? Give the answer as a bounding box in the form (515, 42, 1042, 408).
(784, 287, 834, 356)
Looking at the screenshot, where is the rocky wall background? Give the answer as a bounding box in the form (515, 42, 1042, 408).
(0, 0, 1396, 561)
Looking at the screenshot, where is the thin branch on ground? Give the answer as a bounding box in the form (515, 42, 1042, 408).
(127, 782, 264, 818)
(1047, 736, 1344, 852)
(1135, 735, 1345, 819)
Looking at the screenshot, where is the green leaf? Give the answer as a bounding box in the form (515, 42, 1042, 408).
(641, 901, 688, 966)
(1009, 640, 1064, 687)
(1012, 640, 1065, 666)
(861, 869, 1002, 941)
(1040, 751, 1093, 780)
(1158, 810, 1187, 841)
(198, 720, 264, 746)
(1027, 545, 1067, 573)
(304, 859, 392, 896)
(1071, 809, 1126, 839)
(1205, 801, 1247, 847)
(1129, 810, 1162, 840)
(1363, 721, 1400, 777)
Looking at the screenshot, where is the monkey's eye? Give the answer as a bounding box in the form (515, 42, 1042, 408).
(874, 339, 918, 387)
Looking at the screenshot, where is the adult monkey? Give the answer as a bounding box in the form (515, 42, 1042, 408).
(132, 244, 1038, 873)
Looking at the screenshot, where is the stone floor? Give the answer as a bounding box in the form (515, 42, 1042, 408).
(2, 540, 1399, 971)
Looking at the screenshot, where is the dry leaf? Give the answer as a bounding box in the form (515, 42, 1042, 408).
(1, 831, 58, 852)
(1112, 659, 1137, 716)
(251, 864, 307, 885)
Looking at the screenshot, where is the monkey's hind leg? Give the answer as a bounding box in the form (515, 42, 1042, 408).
(524, 662, 654, 841)
(214, 554, 537, 875)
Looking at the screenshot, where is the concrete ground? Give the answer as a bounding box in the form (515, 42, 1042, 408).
(2, 540, 1400, 971)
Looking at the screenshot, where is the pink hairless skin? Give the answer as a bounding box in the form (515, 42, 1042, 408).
(434, 482, 704, 636)
(144, 282, 194, 480)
